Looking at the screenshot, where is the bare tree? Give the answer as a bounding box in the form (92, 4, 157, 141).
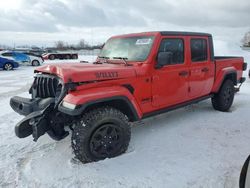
(242, 31, 250, 47)
(78, 39, 86, 49)
(55, 40, 66, 50)
(53, 39, 103, 50)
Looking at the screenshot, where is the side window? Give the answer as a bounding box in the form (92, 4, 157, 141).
(191, 39, 207, 62)
(158, 38, 184, 64)
(2, 52, 13, 57)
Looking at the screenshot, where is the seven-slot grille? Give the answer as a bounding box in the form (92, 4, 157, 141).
(32, 75, 61, 98)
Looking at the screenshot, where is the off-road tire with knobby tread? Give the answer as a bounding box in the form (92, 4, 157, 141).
(212, 79, 235, 112)
(71, 106, 131, 163)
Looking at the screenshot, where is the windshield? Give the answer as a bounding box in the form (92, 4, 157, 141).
(99, 36, 155, 61)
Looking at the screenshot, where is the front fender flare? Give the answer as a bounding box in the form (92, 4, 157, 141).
(58, 86, 142, 120)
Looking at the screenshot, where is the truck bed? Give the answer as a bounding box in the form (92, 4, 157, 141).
(215, 56, 242, 60)
(214, 56, 244, 82)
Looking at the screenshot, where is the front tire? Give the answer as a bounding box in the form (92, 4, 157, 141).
(71, 107, 131, 163)
(212, 79, 235, 112)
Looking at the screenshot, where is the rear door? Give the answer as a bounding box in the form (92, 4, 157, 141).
(188, 37, 214, 98)
(152, 36, 189, 108)
(13, 52, 30, 63)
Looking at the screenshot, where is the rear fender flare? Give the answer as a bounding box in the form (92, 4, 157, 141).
(212, 67, 237, 93)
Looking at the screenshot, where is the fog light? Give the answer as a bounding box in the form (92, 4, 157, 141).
(62, 101, 76, 110)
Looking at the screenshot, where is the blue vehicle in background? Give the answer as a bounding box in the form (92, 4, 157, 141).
(0, 51, 30, 64)
(0, 56, 19, 71)
(0, 51, 43, 66)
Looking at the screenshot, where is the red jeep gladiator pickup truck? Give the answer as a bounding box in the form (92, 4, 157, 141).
(10, 31, 247, 163)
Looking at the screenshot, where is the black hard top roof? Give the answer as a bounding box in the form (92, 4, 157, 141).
(160, 31, 212, 37)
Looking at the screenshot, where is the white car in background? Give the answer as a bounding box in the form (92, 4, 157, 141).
(23, 52, 44, 66)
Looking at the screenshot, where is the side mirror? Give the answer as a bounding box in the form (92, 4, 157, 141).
(240, 155, 250, 188)
(156, 51, 173, 69)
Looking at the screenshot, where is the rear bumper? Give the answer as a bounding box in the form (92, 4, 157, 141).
(239, 77, 246, 84)
(235, 77, 246, 92)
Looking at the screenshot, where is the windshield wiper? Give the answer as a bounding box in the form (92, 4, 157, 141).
(112, 57, 128, 66)
(95, 56, 110, 64)
(98, 56, 109, 59)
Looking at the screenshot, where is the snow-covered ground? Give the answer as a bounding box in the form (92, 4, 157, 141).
(0, 50, 250, 188)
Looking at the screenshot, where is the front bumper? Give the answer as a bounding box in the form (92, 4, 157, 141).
(10, 96, 55, 116)
(15, 107, 52, 141)
(10, 73, 75, 141)
(10, 96, 55, 141)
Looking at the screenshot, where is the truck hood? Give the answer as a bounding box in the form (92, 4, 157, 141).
(35, 63, 136, 83)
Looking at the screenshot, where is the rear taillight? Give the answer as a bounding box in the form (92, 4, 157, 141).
(243, 62, 247, 71)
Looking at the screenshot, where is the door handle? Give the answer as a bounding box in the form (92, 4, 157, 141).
(179, 71, 189, 77)
(201, 67, 209, 72)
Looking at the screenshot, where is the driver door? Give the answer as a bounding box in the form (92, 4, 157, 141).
(152, 37, 189, 108)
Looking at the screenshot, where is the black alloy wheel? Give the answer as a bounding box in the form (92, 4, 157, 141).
(90, 123, 123, 159)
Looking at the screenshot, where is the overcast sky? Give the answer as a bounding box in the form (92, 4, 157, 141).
(0, 0, 249, 48)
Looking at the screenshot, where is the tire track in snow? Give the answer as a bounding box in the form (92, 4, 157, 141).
(0, 111, 58, 187)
